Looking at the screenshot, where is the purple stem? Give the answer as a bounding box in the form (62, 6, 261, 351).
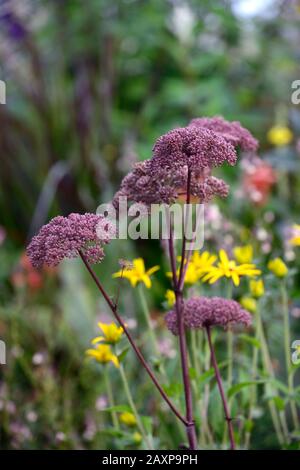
(177, 170, 192, 291)
(168, 222, 178, 286)
(78, 250, 188, 427)
(206, 326, 236, 450)
(168, 169, 198, 449)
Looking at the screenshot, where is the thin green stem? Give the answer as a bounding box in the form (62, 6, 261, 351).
(119, 363, 153, 449)
(281, 281, 299, 431)
(256, 305, 286, 445)
(206, 326, 236, 450)
(191, 330, 201, 378)
(200, 334, 215, 448)
(244, 308, 260, 449)
(223, 283, 233, 447)
(137, 284, 160, 357)
(104, 366, 119, 430)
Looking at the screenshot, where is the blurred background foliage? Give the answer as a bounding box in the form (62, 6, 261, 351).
(1, 0, 300, 450)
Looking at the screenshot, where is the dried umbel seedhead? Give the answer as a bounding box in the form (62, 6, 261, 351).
(27, 213, 115, 268)
(189, 116, 258, 152)
(165, 296, 252, 335)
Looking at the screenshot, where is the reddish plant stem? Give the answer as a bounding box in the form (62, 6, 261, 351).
(206, 326, 236, 450)
(168, 169, 198, 449)
(168, 222, 178, 286)
(177, 170, 192, 291)
(174, 290, 198, 449)
(78, 250, 188, 427)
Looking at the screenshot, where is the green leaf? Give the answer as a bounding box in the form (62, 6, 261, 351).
(244, 418, 254, 433)
(118, 347, 130, 363)
(140, 416, 152, 434)
(103, 404, 132, 413)
(198, 361, 228, 385)
(268, 378, 290, 395)
(239, 334, 261, 349)
(189, 367, 197, 380)
(271, 396, 286, 411)
(101, 428, 126, 438)
(228, 380, 266, 399)
(163, 382, 183, 397)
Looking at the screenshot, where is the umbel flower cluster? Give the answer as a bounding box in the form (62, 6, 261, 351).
(165, 296, 252, 335)
(27, 213, 115, 267)
(28, 116, 258, 269)
(114, 116, 258, 207)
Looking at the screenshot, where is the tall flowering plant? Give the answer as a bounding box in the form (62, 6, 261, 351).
(27, 116, 259, 450)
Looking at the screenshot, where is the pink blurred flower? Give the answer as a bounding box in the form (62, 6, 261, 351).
(0, 226, 6, 245)
(242, 157, 276, 206)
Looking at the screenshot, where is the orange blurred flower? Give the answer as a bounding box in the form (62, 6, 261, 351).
(243, 159, 276, 206)
(11, 253, 55, 293)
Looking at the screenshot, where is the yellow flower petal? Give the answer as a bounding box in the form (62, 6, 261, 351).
(232, 272, 240, 286)
(91, 336, 105, 344)
(110, 355, 120, 368)
(146, 265, 160, 276)
(219, 249, 229, 265)
(142, 275, 152, 288)
(133, 258, 145, 275)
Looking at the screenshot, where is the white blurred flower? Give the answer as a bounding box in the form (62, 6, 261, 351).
(55, 432, 66, 442)
(95, 395, 108, 411)
(26, 411, 38, 423)
(32, 352, 46, 365)
(158, 338, 176, 359)
(170, 3, 195, 43)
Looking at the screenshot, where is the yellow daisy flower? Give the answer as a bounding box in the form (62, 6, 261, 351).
(240, 296, 257, 313)
(202, 249, 261, 287)
(119, 412, 137, 427)
(113, 258, 159, 288)
(182, 262, 200, 284)
(167, 250, 217, 286)
(85, 344, 119, 368)
(267, 126, 293, 147)
(91, 322, 124, 345)
(233, 245, 253, 264)
(133, 432, 142, 444)
(250, 279, 264, 298)
(166, 262, 200, 285)
(165, 289, 176, 307)
(289, 224, 300, 246)
(189, 251, 217, 275)
(268, 258, 288, 278)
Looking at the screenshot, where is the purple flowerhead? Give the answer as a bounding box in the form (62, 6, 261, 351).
(151, 126, 237, 173)
(27, 213, 115, 268)
(165, 296, 252, 335)
(113, 159, 229, 208)
(113, 160, 180, 207)
(189, 116, 258, 152)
